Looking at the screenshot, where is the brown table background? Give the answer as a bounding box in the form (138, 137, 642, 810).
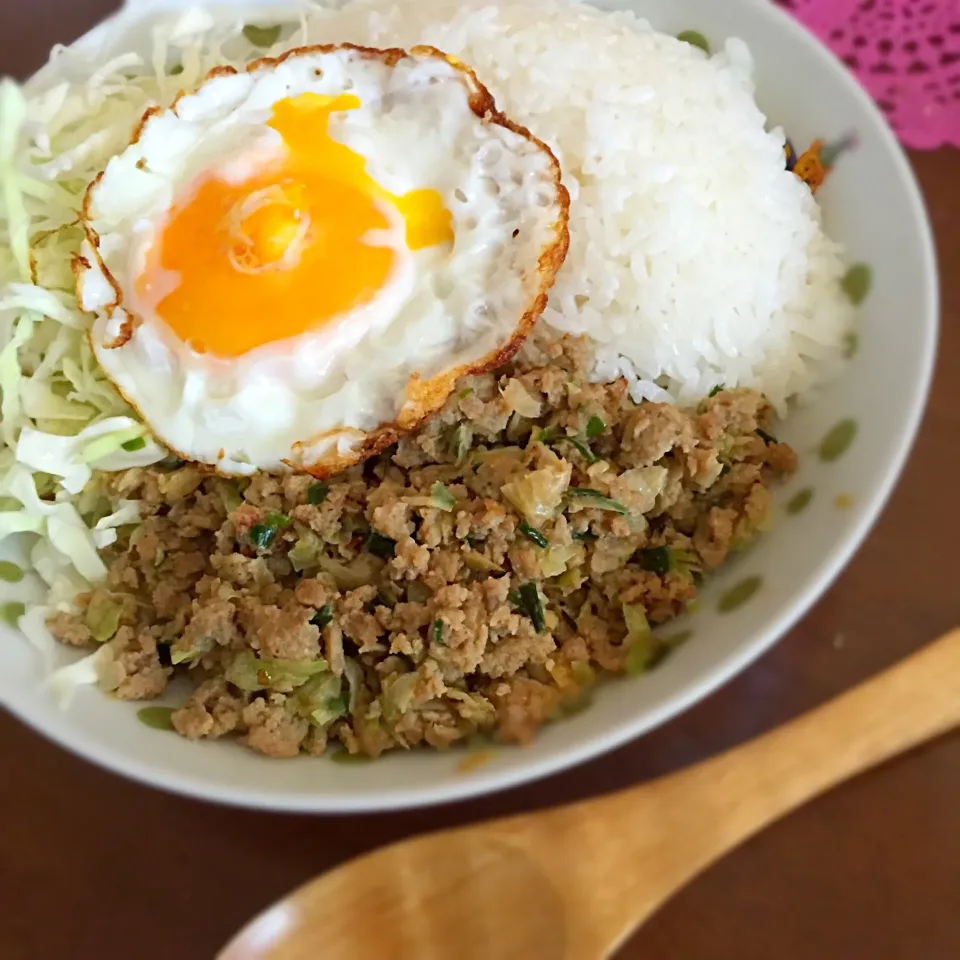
(2, 4, 958, 958)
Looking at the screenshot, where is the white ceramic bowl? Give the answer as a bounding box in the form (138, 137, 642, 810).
(0, 0, 937, 811)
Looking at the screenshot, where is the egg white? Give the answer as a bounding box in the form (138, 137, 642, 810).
(77, 45, 568, 474)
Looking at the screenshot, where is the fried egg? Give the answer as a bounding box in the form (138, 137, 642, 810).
(76, 44, 568, 475)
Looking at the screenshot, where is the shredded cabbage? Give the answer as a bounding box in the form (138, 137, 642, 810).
(92, 499, 140, 549)
(294, 673, 347, 728)
(47, 642, 117, 708)
(501, 460, 572, 527)
(501, 378, 542, 419)
(84, 592, 123, 642)
(0, 11, 309, 666)
(226, 651, 328, 693)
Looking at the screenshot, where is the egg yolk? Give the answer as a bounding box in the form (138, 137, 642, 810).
(140, 93, 454, 358)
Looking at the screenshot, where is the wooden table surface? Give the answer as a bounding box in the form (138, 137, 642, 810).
(2, 4, 958, 959)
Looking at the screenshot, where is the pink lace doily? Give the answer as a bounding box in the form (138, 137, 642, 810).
(778, 0, 960, 149)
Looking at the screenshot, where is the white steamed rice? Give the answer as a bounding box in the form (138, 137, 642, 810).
(300, 0, 854, 411)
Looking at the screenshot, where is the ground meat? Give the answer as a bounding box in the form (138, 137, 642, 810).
(244, 602, 320, 661)
(621, 403, 694, 464)
(338, 587, 383, 652)
(171, 678, 246, 740)
(765, 441, 799, 475)
(50, 336, 795, 758)
(488, 677, 563, 744)
(47, 611, 93, 648)
(108, 627, 170, 700)
(243, 696, 309, 758)
(615, 570, 698, 624)
(694, 506, 739, 570)
(175, 596, 238, 662)
(228, 503, 264, 542)
(701, 388, 770, 437)
(293, 576, 331, 610)
(481, 623, 556, 679)
(389, 536, 430, 580)
(370, 497, 414, 541)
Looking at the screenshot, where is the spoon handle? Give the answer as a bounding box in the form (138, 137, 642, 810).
(491, 629, 960, 960)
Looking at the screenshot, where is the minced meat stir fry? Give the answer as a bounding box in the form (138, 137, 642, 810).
(48, 337, 796, 758)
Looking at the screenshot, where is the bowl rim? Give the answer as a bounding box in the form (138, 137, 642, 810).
(1, 0, 939, 812)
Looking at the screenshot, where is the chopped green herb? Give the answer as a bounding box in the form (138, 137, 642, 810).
(518, 521, 549, 549)
(365, 532, 396, 559)
(517, 582, 546, 633)
(708, 384, 725, 398)
(677, 29, 710, 53)
(250, 511, 291, 549)
(538, 426, 560, 444)
(432, 619, 447, 646)
(0, 601, 25, 627)
(639, 546, 673, 576)
(756, 428, 778, 445)
(585, 415, 606, 439)
(121, 436, 147, 452)
(843, 331, 859, 359)
(458, 387, 474, 399)
(137, 706, 176, 731)
(307, 481, 329, 505)
(555, 434, 598, 463)
(786, 488, 814, 515)
(507, 588, 522, 607)
(0, 561, 24, 583)
(566, 487, 629, 514)
(571, 529, 598, 543)
(242, 23, 282, 47)
(819, 419, 858, 462)
(249, 523, 276, 550)
(311, 603, 334, 629)
(169, 63, 184, 76)
(718, 576, 763, 613)
(840, 263, 872, 305)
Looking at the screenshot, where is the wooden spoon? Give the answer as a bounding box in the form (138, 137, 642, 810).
(219, 629, 960, 960)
